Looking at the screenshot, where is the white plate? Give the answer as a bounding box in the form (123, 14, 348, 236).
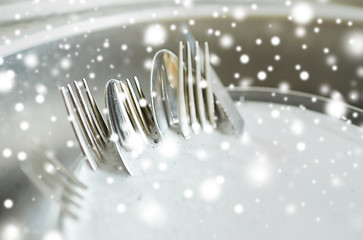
(63, 89, 363, 240)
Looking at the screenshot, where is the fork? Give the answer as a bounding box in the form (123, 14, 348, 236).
(60, 78, 134, 175)
(150, 41, 244, 139)
(178, 41, 217, 138)
(181, 26, 245, 135)
(61, 77, 155, 176)
(21, 146, 86, 219)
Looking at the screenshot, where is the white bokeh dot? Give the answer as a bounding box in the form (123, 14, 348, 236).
(325, 100, 346, 118)
(1, 224, 20, 240)
(96, 55, 103, 62)
(271, 36, 281, 46)
(216, 175, 225, 184)
(296, 142, 306, 151)
(3, 148, 12, 158)
(0, 70, 16, 93)
(234, 204, 244, 214)
(43, 231, 63, 240)
(24, 54, 39, 68)
(139, 98, 147, 107)
(199, 179, 221, 201)
(345, 31, 363, 58)
(158, 162, 168, 171)
(271, 109, 280, 119)
(60, 58, 71, 69)
(107, 177, 114, 184)
(219, 34, 234, 48)
(20, 121, 29, 131)
(291, 3, 314, 25)
(35, 94, 45, 104)
(285, 204, 297, 215)
(3, 199, 13, 209)
(17, 152, 27, 161)
(300, 71, 309, 81)
(144, 24, 167, 46)
(153, 182, 160, 190)
(89, 72, 95, 79)
(66, 140, 74, 148)
(220, 141, 230, 151)
(184, 189, 193, 198)
(295, 27, 306, 38)
(240, 54, 249, 64)
(116, 203, 126, 213)
(257, 71, 267, 81)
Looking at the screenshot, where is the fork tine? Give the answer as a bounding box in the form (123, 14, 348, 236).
(178, 42, 191, 138)
(186, 41, 200, 134)
(68, 84, 104, 162)
(113, 81, 138, 146)
(203, 42, 216, 128)
(32, 144, 87, 189)
(132, 76, 155, 129)
(194, 41, 208, 131)
(126, 78, 151, 136)
(67, 84, 104, 161)
(74, 81, 106, 148)
(133, 76, 146, 101)
(121, 80, 148, 145)
(61, 87, 98, 170)
(44, 152, 87, 189)
(21, 146, 87, 219)
(35, 146, 87, 193)
(82, 78, 109, 139)
(29, 154, 83, 202)
(21, 164, 80, 219)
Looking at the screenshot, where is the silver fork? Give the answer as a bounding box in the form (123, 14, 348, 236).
(21, 146, 86, 219)
(150, 42, 216, 139)
(181, 28, 245, 135)
(178, 41, 217, 138)
(151, 41, 243, 139)
(60, 78, 134, 175)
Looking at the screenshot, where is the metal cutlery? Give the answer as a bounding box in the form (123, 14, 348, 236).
(21, 145, 86, 219)
(181, 26, 245, 135)
(150, 41, 244, 138)
(59, 41, 244, 177)
(60, 78, 134, 175)
(105, 77, 155, 156)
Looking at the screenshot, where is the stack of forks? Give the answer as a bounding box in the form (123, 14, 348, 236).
(22, 41, 244, 218)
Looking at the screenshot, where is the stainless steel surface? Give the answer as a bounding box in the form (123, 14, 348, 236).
(61, 77, 157, 176)
(178, 41, 216, 136)
(105, 77, 156, 173)
(1, 1, 363, 239)
(177, 41, 191, 138)
(181, 37, 245, 135)
(150, 49, 179, 137)
(151, 41, 243, 139)
(61, 79, 109, 171)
